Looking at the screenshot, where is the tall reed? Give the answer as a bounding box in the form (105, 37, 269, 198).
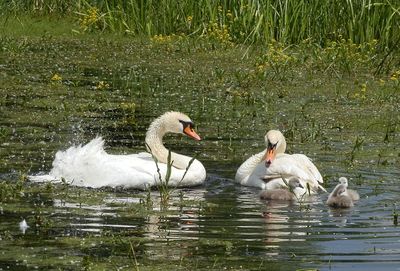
(1, 0, 399, 48)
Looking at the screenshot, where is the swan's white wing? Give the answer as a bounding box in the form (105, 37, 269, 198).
(290, 154, 326, 192)
(264, 154, 324, 192)
(291, 154, 323, 184)
(264, 155, 311, 181)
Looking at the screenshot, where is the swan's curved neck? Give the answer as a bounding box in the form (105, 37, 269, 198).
(145, 116, 191, 169)
(235, 150, 265, 182)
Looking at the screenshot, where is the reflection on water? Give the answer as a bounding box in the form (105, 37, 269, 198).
(1, 163, 400, 270)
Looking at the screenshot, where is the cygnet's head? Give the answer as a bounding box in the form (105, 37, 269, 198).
(338, 177, 348, 186)
(263, 130, 287, 165)
(288, 178, 304, 189)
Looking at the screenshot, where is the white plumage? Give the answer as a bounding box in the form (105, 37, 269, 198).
(29, 112, 206, 189)
(235, 130, 326, 194)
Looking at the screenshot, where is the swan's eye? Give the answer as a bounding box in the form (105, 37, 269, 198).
(179, 120, 195, 130)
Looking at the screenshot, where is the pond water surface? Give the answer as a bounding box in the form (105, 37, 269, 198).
(1, 36, 399, 270)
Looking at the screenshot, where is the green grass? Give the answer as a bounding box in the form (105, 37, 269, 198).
(1, 0, 399, 49)
(0, 16, 74, 37)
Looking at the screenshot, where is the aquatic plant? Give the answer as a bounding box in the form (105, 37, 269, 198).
(383, 119, 398, 143)
(318, 38, 378, 75)
(128, 240, 140, 271)
(0, 127, 8, 142)
(394, 207, 399, 226)
(349, 136, 365, 165)
(256, 40, 297, 79)
(155, 149, 173, 206)
(146, 144, 195, 207)
(0, 179, 24, 202)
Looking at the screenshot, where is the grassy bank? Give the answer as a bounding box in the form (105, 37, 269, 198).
(1, 14, 400, 78)
(1, 0, 399, 49)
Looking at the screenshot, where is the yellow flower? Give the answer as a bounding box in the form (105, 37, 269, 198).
(120, 102, 135, 111)
(360, 83, 367, 92)
(95, 81, 110, 90)
(240, 4, 248, 10)
(79, 6, 101, 31)
(391, 70, 400, 81)
(51, 73, 62, 81)
(187, 16, 193, 22)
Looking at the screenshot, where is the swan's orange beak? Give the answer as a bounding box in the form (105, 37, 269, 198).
(263, 147, 276, 165)
(184, 126, 201, 141)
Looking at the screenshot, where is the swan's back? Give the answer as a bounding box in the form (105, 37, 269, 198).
(34, 137, 205, 189)
(290, 154, 323, 183)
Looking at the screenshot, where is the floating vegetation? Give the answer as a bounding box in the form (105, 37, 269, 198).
(0, 12, 399, 271)
(0, 179, 24, 202)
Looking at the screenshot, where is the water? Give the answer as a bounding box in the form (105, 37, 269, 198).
(0, 36, 399, 270)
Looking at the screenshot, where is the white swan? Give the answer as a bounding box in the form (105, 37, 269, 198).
(259, 177, 305, 201)
(326, 177, 359, 208)
(29, 112, 206, 189)
(235, 130, 326, 193)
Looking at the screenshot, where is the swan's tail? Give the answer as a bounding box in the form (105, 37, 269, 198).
(50, 136, 105, 178)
